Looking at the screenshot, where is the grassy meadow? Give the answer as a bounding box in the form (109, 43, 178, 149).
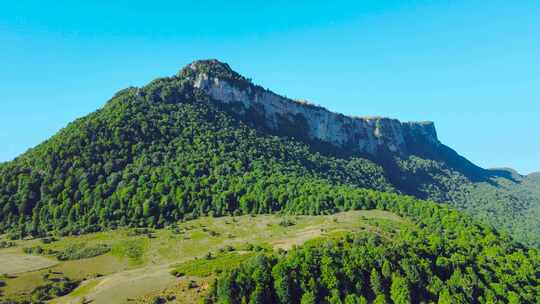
(0, 210, 408, 304)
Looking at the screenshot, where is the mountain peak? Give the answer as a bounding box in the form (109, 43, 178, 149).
(189, 59, 232, 72)
(178, 59, 249, 84)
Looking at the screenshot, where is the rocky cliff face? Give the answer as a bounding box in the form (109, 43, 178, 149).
(182, 60, 441, 158)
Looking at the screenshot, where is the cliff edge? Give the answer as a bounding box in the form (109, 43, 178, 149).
(181, 59, 441, 158)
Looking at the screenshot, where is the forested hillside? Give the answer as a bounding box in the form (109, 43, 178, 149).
(206, 194, 540, 303)
(0, 60, 538, 247)
(461, 172, 540, 247)
(0, 75, 393, 237)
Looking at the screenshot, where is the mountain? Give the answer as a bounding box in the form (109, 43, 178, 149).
(181, 60, 540, 246)
(0, 59, 538, 247)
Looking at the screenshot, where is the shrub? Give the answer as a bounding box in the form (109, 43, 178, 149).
(30, 276, 79, 302)
(279, 219, 296, 227)
(0, 240, 15, 248)
(151, 296, 166, 304)
(41, 237, 58, 244)
(170, 270, 185, 277)
(126, 228, 154, 237)
(23, 245, 44, 255)
(56, 244, 111, 261)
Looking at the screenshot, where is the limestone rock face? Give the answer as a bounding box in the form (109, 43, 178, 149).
(183, 60, 441, 157)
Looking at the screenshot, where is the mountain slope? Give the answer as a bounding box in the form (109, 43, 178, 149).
(462, 171, 540, 246)
(206, 198, 540, 304)
(182, 60, 540, 247)
(0, 59, 538, 246)
(0, 69, 393, 236)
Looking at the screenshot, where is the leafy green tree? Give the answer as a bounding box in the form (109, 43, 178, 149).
(437, 288, 452, 304)
(300, 291, 316, 304)
(373, 294, 388, 304)
(390, 274, 410, 304)
(344, 294, 367, 304)
(370, 268, 383, 296)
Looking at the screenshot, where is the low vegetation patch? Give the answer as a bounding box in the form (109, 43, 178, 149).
(40, 237, 58, 244)
(0, 240, 16, 248)
(30, 276, 79, 303)
(278, 218, 296, 227)
(127, 228, 155, 237)
(111, 238, 147, 265)
(171, 252, 255, 278)
(22, 243, 111, 261)
(2, 273, 79, 304)
(56, 243, 111, 261)
(22, 245, 57, 256)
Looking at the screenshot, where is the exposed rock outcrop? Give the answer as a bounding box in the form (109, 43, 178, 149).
(182, 60, 441, 158)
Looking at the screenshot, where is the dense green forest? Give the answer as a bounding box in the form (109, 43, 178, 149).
(0, 60, 538, 248)
(206, 194, 540, 304)
(0, 81, 393, 237)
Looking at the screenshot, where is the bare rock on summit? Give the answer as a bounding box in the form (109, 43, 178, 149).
(183, 59, 440, 158)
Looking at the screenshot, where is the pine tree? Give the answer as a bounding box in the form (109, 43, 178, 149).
(390, 274, 410, 304)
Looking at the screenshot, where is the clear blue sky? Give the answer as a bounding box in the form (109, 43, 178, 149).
(1, 1, 539, 174)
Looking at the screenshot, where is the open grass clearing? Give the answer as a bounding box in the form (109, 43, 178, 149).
(0, 249, 58, 275)
(0, 210, 408, 304)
